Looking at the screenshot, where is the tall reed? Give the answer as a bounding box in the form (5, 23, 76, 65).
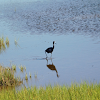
(0, 82, 100, 100)
(0, 65, 22, 87)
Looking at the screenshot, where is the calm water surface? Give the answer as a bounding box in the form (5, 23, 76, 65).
(0, 0, 100, 88)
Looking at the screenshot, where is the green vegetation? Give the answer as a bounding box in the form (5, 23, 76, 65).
(29, 72, 31, 78)
(34, 72, 37, 79)
(25, 73, 28, 80)
(19, 65, 26, 72)
(11, 64, 16, 71)
(0, 65, 22, 86)
(5, 37, 9, 47)
(0, 36, 10, 53)
(0, 83, 100, 100)
(0, 37, 6, 53)
(14, 39, 18, 46)
(14, 38, 21, 48)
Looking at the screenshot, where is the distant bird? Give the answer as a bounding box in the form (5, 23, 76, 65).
(45, 41, 56, 57)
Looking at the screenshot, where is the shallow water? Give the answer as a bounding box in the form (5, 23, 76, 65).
(0, 0, 100, 88)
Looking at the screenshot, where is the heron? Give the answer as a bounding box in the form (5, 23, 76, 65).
(45, 41, 56, 57)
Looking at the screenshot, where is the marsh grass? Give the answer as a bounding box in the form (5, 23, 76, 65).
(34, 72, 37, 79)
(25, 73, 28, 80)
(14, 39, 18, 46)
(19, 65, 26, 72)
(14, 38, 21, 48)
(0, 82, 100, 100)
(5, 37, 9, 48)
(0, 36, 10, 54)
(0, 65, 22, 87)
(11, 65, 16, 71)
(0, 37, 6, 53)
(29, 72, 31, 78)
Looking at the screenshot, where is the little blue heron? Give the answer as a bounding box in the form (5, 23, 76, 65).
(45, 41, 56, 57)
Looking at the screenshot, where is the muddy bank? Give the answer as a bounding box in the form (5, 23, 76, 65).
(0, 0, 100, 37)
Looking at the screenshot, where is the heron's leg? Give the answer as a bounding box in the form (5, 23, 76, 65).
(51, 58, 53, 63)
(51, 53, 52, 58)
(46, 53, 47, 57)
(45, 51, 48, 58)
(46, 58, 48, 65)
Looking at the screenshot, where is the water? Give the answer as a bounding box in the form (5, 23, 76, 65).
(0, 0, 100, 88)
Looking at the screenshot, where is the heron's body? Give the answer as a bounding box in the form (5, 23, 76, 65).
(45, 41, 55, 57)
(45, 47, 54, 53)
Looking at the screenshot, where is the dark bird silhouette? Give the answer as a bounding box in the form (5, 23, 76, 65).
(45, 41, 56, 57)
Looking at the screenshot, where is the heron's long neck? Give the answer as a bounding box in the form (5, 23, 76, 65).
(53, 44, 54, 49)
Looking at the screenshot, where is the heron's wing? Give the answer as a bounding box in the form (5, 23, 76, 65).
(45, 47, 53, 52)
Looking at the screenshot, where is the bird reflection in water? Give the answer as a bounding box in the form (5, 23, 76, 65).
(46, 58, 59, 78)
